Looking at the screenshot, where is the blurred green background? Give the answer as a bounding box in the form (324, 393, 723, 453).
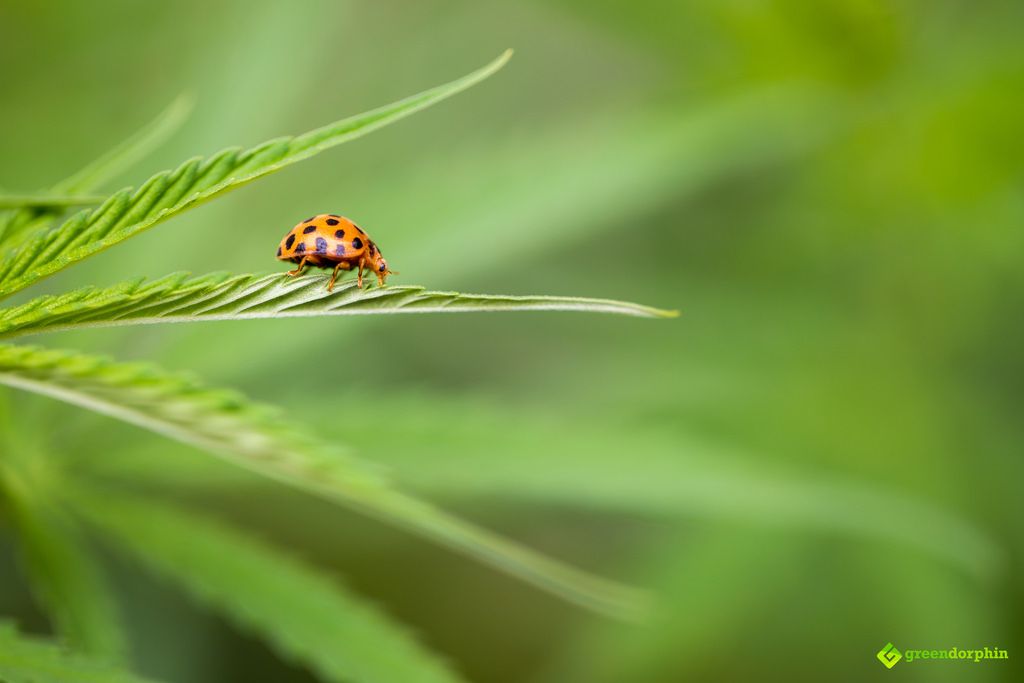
(1, 0, 1022, 680)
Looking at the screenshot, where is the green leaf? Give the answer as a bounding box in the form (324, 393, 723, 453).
(190, 87, 832, 379)
(0, 624, 157, 683)
(52, 95, 195, 197)
(545, 527, 804, 682)
(0, 195, 105, 209)
(317, 393, 1004, 580)
(0, 52, 512, 300)
(370, 86, 838, 284)
(0, 462, 126, 660)
(0, 96, 192, 249)
(0, 425, 126, 661)
(82, 389, 1003, 581)
(0, 343, 645, 618)
(0, 271, 675, 339)
(69, 487, 465, 683)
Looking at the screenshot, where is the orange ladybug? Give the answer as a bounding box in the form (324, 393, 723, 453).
(276, 214, 396, 290)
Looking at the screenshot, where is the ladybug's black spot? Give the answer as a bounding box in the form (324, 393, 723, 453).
(304, 216, 315, 223)
(303, 225, 316, 234)
(367, 243, 376, 256)
(335, 244, 346, 256)
(326, 218, 339, 226)
(334, 229, 345, 239)
(285, 234, 295, 249)
(296, 242, 306, 254)
(276, 247, 282, 257)
(352, 237, 363, 250)
(315, 237, 328, 254)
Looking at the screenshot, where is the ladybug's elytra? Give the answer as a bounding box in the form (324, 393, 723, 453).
(276, 214, 396, 291)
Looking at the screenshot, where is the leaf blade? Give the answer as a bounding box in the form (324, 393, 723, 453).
(0, 271, 676, 339)
(0, 95, 192, 249)
(0, 624, 157, 683)
(0, 195, 105, 210)
(0, 53, 512, 300)
(0, 343, 646, 618)
(54, 95, 195, 196)
(0, 486, 126, 660)
(68, 487, 466, 683)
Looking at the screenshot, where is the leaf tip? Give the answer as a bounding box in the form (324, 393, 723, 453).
(483, 49, 514, 76)
(170, 92, 197, 119)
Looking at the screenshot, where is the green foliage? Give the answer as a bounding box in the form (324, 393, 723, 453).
(0, 411, 127, 660)
(50, 96, 194, 199)
(0, 96, 192, 249)
(0, 195, 105, 209)
(0, 48, 674, 682)
(0, 53, 511, 300)
(0, 624, 158, 683)
(0, 487, 126, 660)
(0, 271, 673, 339)
(296, 393, 1001, 578)
(69, 487, 465, 683)
(7, 2, 1013, 678)
(0, 343, 642, 617)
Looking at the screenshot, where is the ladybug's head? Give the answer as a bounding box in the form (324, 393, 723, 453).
(371, 249, 398, 286)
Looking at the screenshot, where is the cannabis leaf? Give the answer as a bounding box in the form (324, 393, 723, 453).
(0, 195, 104, 209)
(1, 495, 126, 660)
(0, 52, 511, 300)
(0, 343, 645, 618)
(69, 487, 466, 683)
(0, 624, 158, 683)
(0, 271, 674, 339)
(0, 95, 192, 249)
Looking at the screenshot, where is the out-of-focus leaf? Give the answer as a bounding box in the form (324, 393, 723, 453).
(52, 96, 195, 197)
(311, 394, 1003, 580)
(0, 462, 125, 659)
(0, 195, 105, 210)
(0, 623, 157, 683)
(70, 487, 465, 683)
(540, 527, 803, 682)
(0, 343, 644, 618)
(346, 85, 841, 285)
(0, 96, 193, 249)
(84, 390, 1003, 581)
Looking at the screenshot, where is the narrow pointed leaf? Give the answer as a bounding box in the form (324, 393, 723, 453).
(0, 343, 645, 618)
(0, 271, 675, 339)
(0, 474, 126, 659)
(0, 96, 192, 249)
(352, 398, 1002, 579)
(53, 95, 195, 196)
(70, 487, 465, 683)
(0, 52, 512, 300)
(0, 624, 158, 683)
(0, 195, 105, 209)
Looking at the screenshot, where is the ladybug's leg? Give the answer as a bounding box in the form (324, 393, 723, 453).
(356, 260, 364, 289)
(327, 262, 345, 292)
(286, 256, 309, 277)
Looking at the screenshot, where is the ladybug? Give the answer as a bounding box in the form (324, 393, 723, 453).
(276, 214, 396, 290)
